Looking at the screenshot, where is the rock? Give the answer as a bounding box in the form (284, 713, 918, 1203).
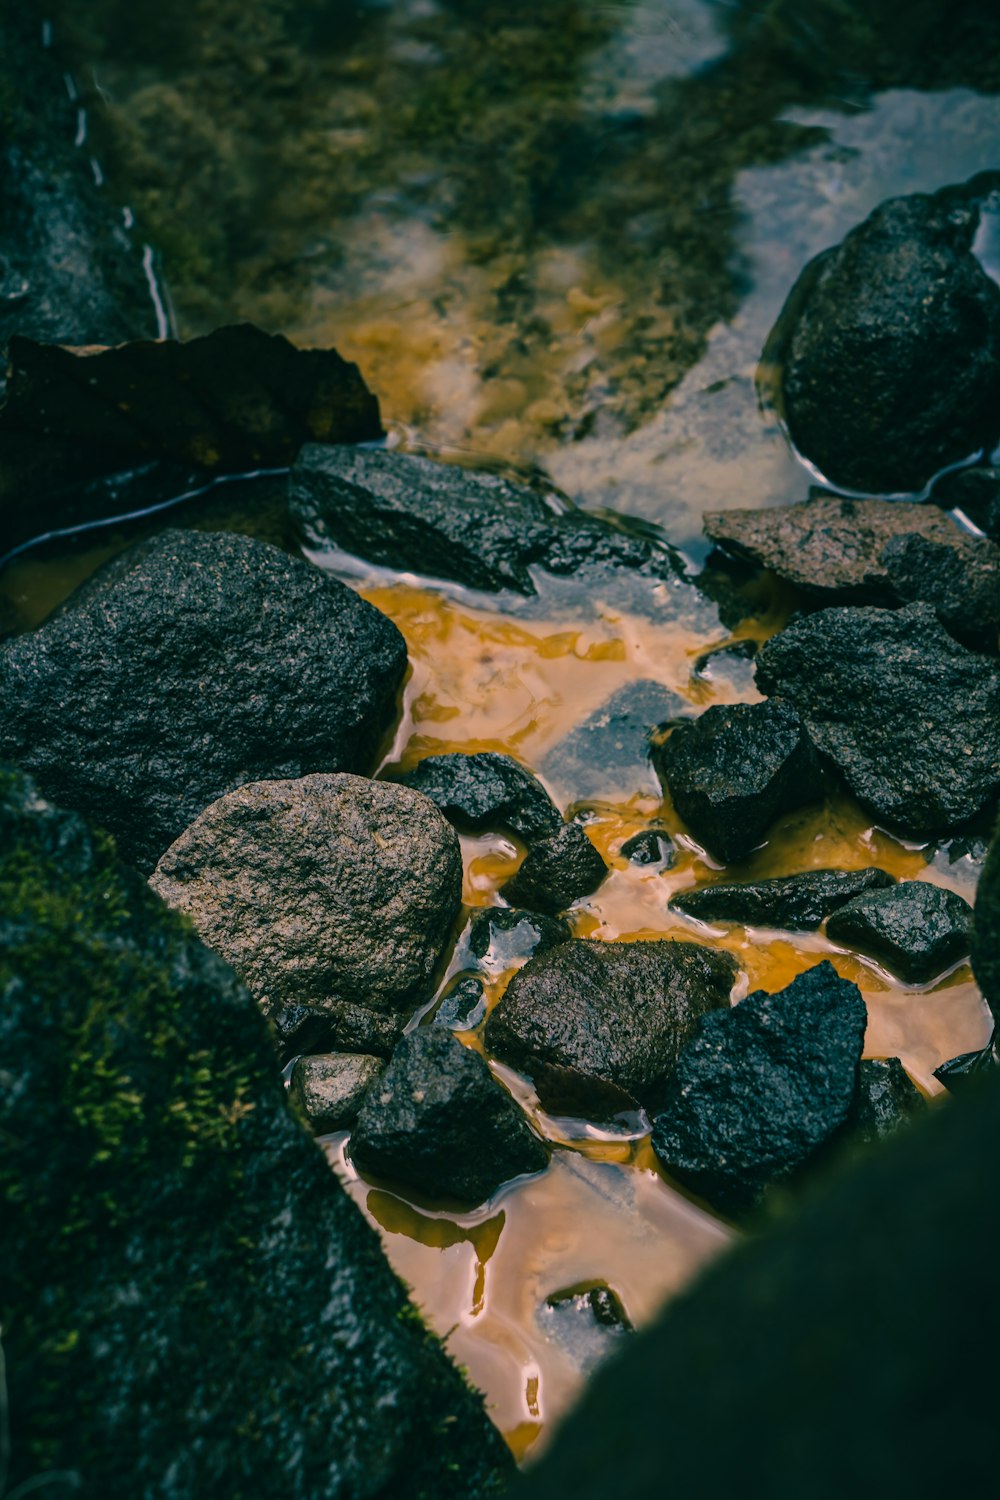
(652, 699, 824, 863)
(288, 1052, 385, 1134)
(467, 906, 572, 971)
(269, 999, 407, 1064)
(433, 977, 489, 1032)
(971, 823, 1000, 1021)
(483, 938, 738, 1117)
(0, 766, 512, 1498)
(538, 1283, 633, 1374)
(540, 680, 687, 802)
(848, 1058, 925, 1144)
(620, 827, 676, 868)
(879, 531, 1000, 645)
(398, 751, 562, 842)
(0, 529, 407, 873)
(651, 962, 867, 1218)
(755, 602, 1000, 838)
(350, 1028, 548, 1205)
(826, 881, 972, 983)
(934, 1040, 999, 1091)
(774, 175, 1000, 493)
(499, 822, 609, 915)
(150, 774, 462, 1059)
(935, 465, 1000, 542)
(671, 867, 896, 931)
(703, 495, 966, 603)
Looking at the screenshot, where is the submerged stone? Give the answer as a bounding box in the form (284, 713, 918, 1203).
(467, 906, 572, 971)
(971, 824, 1000, 1022)
(538, 1283, 634, 1375)
(653, 699, 823, 862)
(484, 938, 738, 1118)
(350, 1028, 549, 1205)
(499, 822, 609, 915)
(288, 1052, 385, 1134)
(826, 881, 972, 983)
(398, 751, 562, 842)
(755, 602, 1000, 838)
(651, 962, 867, 1218)
(0, 529, 407, 873)
(671, 867, 896, 932)
(848, 1058, 925, 1144)
(150, 774, 462, 1060)
(620, 827, 676, 868)
(540, 679, 687, 801)
(433, 976, 489, 1032)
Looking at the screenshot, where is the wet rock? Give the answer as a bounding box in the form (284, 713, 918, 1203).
(398, 751, 562, 842)
(499, 821, 609, 915)
(620, 827, 676, 868)
(150, 774, 462, 1059)
(848, 1058, 925, 1144)
(934, 1038, 999, 1091)
(651, 961, 867, 1218)
(826, 881, 972, 983)
(288, 1052, 385, 1134)
(269, 999, 407, 1064)
(468, 906, 572, 971)
(653, 699, 824, 862)
(755, 602, 1000, 838)
(775, 175, 1000, 493)
(703, 495, 965, 603)
(0, 529, 407, 872)
(971, 823, 1000, 1022)
(538, 1283, 634, 1374)
(433, 976, 489, 1032)
(540, 679, 687, 801)
(672, 867, 895, 931)
(879, 531, 1000, 645)
(0, 766, 512, 1499)
(350, 1028, 548, 1205)
(936, 465, 1000, 542)
(484, 938, 738, 1118)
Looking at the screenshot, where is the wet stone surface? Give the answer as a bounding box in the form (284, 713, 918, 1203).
(847, 1058, 926, 1145)
(467, 906, 572, 971)
(398, 750, 563, 843)
(288, 1052, 385, 1135)
(540, 679, 687, 802)
(936, 465, 1000, 542)
(825, 880, 973, 983)
(671, 867, 896, 932)
(432, 976, 489, 1033)
(499, 821, 610, 915)
(538, 1283, 634, 1375)
(620, 827, 677, 869)
(879, 531, 1000, 647)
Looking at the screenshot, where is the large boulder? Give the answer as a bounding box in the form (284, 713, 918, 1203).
(774, 175, 1000, 494)
(150, 774, 462, 1059)
(672, 867, 896, 932)
(754, 602, 1000, 838)
(0, 529, 407, 872)
(484, 938, 738, 1118)
(0, 766, 512, 1498)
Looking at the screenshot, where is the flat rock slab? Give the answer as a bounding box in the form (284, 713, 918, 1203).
(653, 699, 824, 863)
(350, 1028, 549, 1206)
(651, 961, 867, 1218)
(540, 679, 687, 802)
(0, 766, 511, 1499)
(484, 938, 738, 1118)
(150, 773, 462, 1058)
(848, 1058, 925, 1144)
(672, 867, 896, 932)
(398, 751, 562, 842)
(288, 1052, 385, 1134)
(0, 529, 407, 872)
(755, 601, 1000, 837)
(825, 880, 972, 983)
(499, 822, 609, 915)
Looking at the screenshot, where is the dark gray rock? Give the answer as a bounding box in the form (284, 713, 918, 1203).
(0, 529, 408, 872)
(288, 1052, 385, 1134)
(672, 867, 896, 932)
(826, 880, 973, 983)
(398, 751, 562, 842)
(652, 699, 824, 863)
(540, 680, 687, 801)
(468, 906, 572, 971)
(972, 821, 1000, 1022)
(269, 999, 407, 1064)
(936, 465, 1000, 542)
(350, 1028, 549, 1205)
(499, 822, 609, 915)
(433, 976, 489, 1032)
(538, 1283, 633, 1374)
(704, 495, 964, 603)
(934, 1038, 999, 1091)
(879, 531, 1000, 645)
(651, 961, 867, 1218)
(848, 1058, 925, 1144)
(755, 602, 1000, 837)
(484, 938, 738, 1118)
(775, 175, 1000, 494)
(0, 766, 511, 1499)
(620, 827, 676, 868)
(150, 774, 462, 1060)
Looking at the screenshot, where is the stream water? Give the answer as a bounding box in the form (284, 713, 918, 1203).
(6, 0, 1000, 1463)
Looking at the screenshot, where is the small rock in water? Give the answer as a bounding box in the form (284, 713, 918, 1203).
(468, 906, 572, 970)
(350, 1028, 549, 1206)
(484, 938, 738, 1118)
(540, 679, 687, 802)
(398, 751, 562, 842)
(879, 531, 1000, 646)
(848, 1058, 925, 1145)
(825, 881, 973, 983)
(653, 699, 823, 863)
(620, 827, 676, 868)
(289, 1053, 385, 1134)
(433, 976, 489, 1032)
(499, 822, 609, 915)
(538, 1283, 634, 1374)
(651, 961, 867, 1218)
(671, 867, 896, 932)
(755, 602, 1000, 838)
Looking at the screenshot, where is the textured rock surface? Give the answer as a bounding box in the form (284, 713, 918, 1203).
(653, 699, 823, 862)
(0, 766, 511, 1499)
(398, 751, 562, 842)
(879, 531, 1000, 644)
(651, 962, 867, 1217)
(848, 1058, 925, 1144)
(672, 867, 896, 931)
(755, 602, 1000, 837)
(776, 176, 1000, 493)
(539, 680, 687, 801)
(288, 1053, 385, 1134)
(0, 529, 408, 872)
(467, 906, 572, 971)
(620, 827, 676, 868)
(350, 1028, 548, 1204)
(484, 939, 738, 1117)
(826, 880, 973, 983)
(500, 822, 610, 914)
(971, 823, 1000, 1022)
(150, 774, 462, 1058)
